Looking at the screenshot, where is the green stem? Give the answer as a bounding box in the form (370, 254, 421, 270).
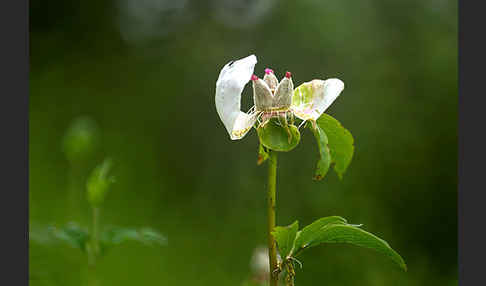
(86, 207, 101, 285)
(92, 207, 101, 260)
(267, 151, 278, 286)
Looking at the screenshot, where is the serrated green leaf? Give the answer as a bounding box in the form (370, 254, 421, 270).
(49, 223, 90, 252)
(304, 224, 407, 271)
(309, 123, 332, 180)
(257, 120, 300, 152)
(272, 221, 299, 259)
(294, 216, 347, 252)
(316, 114, 354, 179)
(257, 143, 269, 165)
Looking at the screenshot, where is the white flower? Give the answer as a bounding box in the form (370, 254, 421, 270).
(215, 54, 344, 140)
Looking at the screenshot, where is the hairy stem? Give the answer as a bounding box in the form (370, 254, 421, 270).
(267, 150, 278, 286)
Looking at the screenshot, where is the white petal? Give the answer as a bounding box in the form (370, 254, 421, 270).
(215, 54, 257, 140)
(291, 78, 344, 121)
(231, 112, 258, 140)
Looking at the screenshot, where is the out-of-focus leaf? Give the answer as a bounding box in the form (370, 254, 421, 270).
(309, 123, 332, 180)
(299, 223, 407, 271)
(316, 114, 354, 179)
(101, 226, 167, 253)
(102, 227, 139, 245)
(293, 216, 347, 252)
(49, 223, 90, 252)
(272, 221, 299, 259)
(138, 227, 168, 246)
(257, 120, 300, 152)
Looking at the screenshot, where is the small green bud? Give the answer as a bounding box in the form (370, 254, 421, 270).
(86, 158, 115, 206)
(257, 119, 300, 152)
(62, 116, 99, 165)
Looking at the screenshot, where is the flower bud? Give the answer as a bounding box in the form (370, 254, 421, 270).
(252, 75, 274, 111)
(62, 116, 99, 165)
(263, 68, 278, 92)
(273, 72, 294, 109)
(86, 158, 115, 206)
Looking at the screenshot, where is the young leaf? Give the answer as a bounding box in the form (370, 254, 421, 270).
(257, 120, 300, 152)
(49, 223, 90, 252)
(309, 123, 332, 180)
(86, 158, 115, 206)
(294, 216, 347, 252)
(100, 226, 167, 254)
(257, 143, 269, 165)
(302, 224, 407, 271)
(316, 114, 354, 179)
(272, 221, 299, 259)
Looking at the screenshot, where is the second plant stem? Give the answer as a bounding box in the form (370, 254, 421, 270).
(267, 150, 278, 286)
(92, 206, 101, 261)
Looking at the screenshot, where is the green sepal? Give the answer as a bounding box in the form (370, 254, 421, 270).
(257, 120, 300, 152)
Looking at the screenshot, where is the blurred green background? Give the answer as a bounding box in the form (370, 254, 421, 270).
(29, 0, 457, 285)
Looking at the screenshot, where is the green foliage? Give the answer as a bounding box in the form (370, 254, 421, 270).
(49, 223, 90, 252)
(274, 216, 407, 277)
(272, 221, 299, 259)
(300, 223, 406, 271)
(257, 120, 300, 152)
(315, 114, 354, 179)
(293, 216, 348, 251)
(100, 227, 167, 255)
(309, 123, 332, 180)
(62, 116, 99, 165)
(47, 223, 166, 257)
(86, 158, 115, 206)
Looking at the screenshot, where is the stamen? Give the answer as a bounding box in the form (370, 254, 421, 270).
(285, 71, 292, 78)
(246, 105, 256, 114)
(298, 120, 307, 129)
(251, 74, 258, 81)
(265, 68, 274, 74)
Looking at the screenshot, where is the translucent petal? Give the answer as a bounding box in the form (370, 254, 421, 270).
(231, 112, 258, 140)
(291, 78, 344, 121)
(215, 54, 258, 140)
